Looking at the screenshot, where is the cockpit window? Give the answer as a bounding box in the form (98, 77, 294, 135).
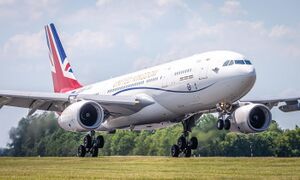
(235, 60, 245, 64)
(223, 60, 229, 66)
(223, 59, 252, 67)
(245, 60, 252, 65)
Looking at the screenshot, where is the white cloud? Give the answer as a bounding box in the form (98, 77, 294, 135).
(63, 0, 191, 31)
(0, 8, 16, 18)
(64, 30, 114, 54)
(269, 25, 293, 38)
(0, 28, 114, 61)
(0, 0, 59, 21)
(199, 2, 214, 12)
(124, 34, 139, 49)
(26, 0, 59, 20)
(133, 57, 154, 70)
(156, 0, 182, 7)
(133, 51, 186, 71)
(168, 19, 268, 56)
(133, 54, 169, 70)
(0, 0, 14, 6)
(96, 0, 112, 7)
(2, 31, 45, 59)
(279, 88, 300, 97)
(220, 0, 247, 16)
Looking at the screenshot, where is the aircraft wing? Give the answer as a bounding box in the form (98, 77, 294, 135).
(240, 96, 300, 112)
(0, 90, 153, 116)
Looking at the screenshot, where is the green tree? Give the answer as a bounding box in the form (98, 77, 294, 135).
(275, 126, 300, 157)
(110, 130, 136, 155)
(5, 112, 299, 157)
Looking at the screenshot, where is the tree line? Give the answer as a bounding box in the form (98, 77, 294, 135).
(0, 112, 299, 157)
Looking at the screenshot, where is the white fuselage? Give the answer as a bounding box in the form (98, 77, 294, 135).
(73, 50, 256, 131)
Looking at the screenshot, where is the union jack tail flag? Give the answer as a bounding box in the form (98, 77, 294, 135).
(44, 23, 82, 93)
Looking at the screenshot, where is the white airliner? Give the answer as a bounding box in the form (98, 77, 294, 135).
(0, 23, 299, 157)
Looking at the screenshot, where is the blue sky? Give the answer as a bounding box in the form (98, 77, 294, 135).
(0, 0, 299, 147)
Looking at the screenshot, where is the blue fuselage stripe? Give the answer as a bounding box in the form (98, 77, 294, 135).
(112, 83, 215, 96)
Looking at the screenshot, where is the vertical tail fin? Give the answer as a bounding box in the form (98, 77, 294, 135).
(44, 23, 82, 93)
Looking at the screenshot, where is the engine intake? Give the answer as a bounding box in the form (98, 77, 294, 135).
(231, 103, 272, 133)
(58, 100, 104, 132)
(79, 103, 100, 127)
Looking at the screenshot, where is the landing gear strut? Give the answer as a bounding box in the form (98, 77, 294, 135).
(216, 102, 232, 131)
(171, 115, 200, 157)
(78, 130, 104, 157)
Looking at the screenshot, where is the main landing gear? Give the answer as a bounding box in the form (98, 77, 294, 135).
(171, 116, 199, 157)
(216, 102, 232, 130)
(77, 130, 104, 157)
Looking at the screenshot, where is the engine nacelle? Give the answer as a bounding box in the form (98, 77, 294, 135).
(58, 100, 104, 132)
(231, 103, 272, 133)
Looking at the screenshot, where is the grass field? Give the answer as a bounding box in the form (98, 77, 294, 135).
(0, 157, 299, 179)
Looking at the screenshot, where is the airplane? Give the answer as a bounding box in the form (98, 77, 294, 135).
(0, 23, 299, 157)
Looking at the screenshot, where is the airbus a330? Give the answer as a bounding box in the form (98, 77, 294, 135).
(0, 24, 299, 157)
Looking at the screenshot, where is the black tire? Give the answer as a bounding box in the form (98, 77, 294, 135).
(95, 135, 104, 148)
(184, 147, 192, 157)
(91, 146, 99, 157)
(224, 119, 231, 130)
(189, 137, 198, 150)
(77, 145, 86, 157)
(84, 134, 92, 149)
(171, 144, 180, 157)
(177, 136, 187, 150)
(217, 119, 224, 130)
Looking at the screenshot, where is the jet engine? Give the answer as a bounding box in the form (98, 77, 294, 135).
(230, 103, 272, 133)
(58, 100, 104, 132)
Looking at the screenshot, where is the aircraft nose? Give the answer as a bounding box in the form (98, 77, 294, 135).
(241, 65, 256, 77)
(243, 65, 256, 85)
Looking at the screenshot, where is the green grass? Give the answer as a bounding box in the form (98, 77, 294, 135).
(0, 157, 299, 179)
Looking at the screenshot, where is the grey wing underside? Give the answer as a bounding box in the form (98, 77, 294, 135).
(241, 96, 300, 112)
(0, 90, 153, 117)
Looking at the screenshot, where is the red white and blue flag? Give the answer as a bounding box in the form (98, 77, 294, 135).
(45, 23, 82, 93)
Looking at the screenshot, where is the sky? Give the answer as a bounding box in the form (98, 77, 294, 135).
(0, 0, 300, 147)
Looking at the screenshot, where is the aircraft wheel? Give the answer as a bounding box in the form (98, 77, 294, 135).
(90, 146, 99, 157)
(77, 145, 86, 157)
(184, 147, 192, 157)
(95, 135, 104, 148)
(217, 119, 224, 130)
(189, 137, 198, 150)
(177, 136, 187, 150)
(83, 134, 92, 149)
(224, 119, 231, 130)
(171, 144, 180, 157)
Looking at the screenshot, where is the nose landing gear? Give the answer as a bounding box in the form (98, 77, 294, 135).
(78, 130, 104, 157)
(216, 102, 233, 131)
(217, 116, 231, 130)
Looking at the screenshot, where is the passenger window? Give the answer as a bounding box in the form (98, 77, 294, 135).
(228, 60, 234, 66)
(223, 60, 229, 66)
(235, 60, 245, 64)
(245, 60, 252, 65)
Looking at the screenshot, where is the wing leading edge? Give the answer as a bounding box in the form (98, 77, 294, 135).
(241, 96, 300, 112)
(0, 90, 153, 117)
